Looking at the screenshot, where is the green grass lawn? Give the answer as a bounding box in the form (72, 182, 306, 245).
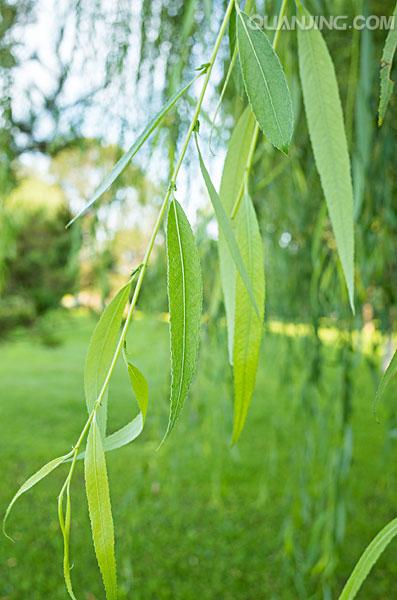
(1, 313, 397, 599)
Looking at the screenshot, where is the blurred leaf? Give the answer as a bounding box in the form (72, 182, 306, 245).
(195, 136, 259, 317)
(338, 517, 397, 599)
(84, 420, 117, 600)
(219, 107, 256, 364)
(379, 2, 397, 126)
(162, 199, 203, 441)
(297, 5, 355, 312)
(236, 9, 293, 152)
(67, 74, 202, 226)
(232, 192, 265, 443)
(374, 348, 397, 412)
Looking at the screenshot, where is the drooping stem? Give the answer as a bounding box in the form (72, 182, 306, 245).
(64, 0, 236, 464)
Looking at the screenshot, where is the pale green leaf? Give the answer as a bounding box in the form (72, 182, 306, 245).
(3, 452, 72, 539)
(218, 107, 256, 364)
(374, 348, 397, 412)
(67, 74, 201, 226)
(232, 192, 265, 443)
(84, 420, 117, 600)
(195, 135, 259, 317)
(236, 9, 293, 152)
(379, 2, 397, 126)
(338, 517, 397, 600)
(162, 199, 203, 441)
(297, 5, 355, 312)
(84, 281, 132, 439)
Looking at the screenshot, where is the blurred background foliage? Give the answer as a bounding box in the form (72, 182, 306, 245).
(0, 0, 397, 598)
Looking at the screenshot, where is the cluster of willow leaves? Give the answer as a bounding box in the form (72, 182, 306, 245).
(3, 1, 397, 598)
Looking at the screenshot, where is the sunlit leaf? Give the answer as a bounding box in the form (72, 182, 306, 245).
(67, 74, 202, 226)
(218, 107, 256, 364)
(379, 2, 397, 126)
(84, 420, 117, 600)
(232, 192, 265, 443)
(236, 9, 293, 152)
(162, 199, 203, 441)
(297, 5, 355, 312)
(338, 517, 397, 600)
(195, 135, 259, 317)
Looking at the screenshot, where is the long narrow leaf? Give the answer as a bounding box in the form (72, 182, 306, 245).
(297, 5, 355, 312)
(218, 107, 256, 364)
(236, 9, 293, 152)
(338, 517, 397, 600)
(162, 199, 203, 441)
(379, 2, 397, 126)
(85, 281, 132, 439)
(3, 452, 72, 539)
(84, 420, 117, 600)
(67, 74, 201, 226)
(195, 136, 259, 317)
(232, 192, 265, 443)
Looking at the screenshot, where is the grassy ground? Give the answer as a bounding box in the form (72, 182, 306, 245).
(1, 313, 397, 599)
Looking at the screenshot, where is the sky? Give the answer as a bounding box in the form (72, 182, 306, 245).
(12, 0, 227, 236)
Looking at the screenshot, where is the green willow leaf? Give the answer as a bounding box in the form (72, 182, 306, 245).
(232, 192, 265, 444)
(379, 2, 397, 126)
(297, 5, 355, 312)
(218, 107, 256, 364)
(374, 348, 397, 412)
(3, 452, 72, 539)
(195, 136, 259, 317)
(236, 9, 293, 152)
(162, 199, 203, 441)
(84, 420, 117, 600)
(338, 517, 397, 600)
(67, 73, 202, 227)
(85, 281, 132, 439)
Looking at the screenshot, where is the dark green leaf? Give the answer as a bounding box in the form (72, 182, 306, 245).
(236, 9, 293, 152)
(162, 199, 203, 441)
